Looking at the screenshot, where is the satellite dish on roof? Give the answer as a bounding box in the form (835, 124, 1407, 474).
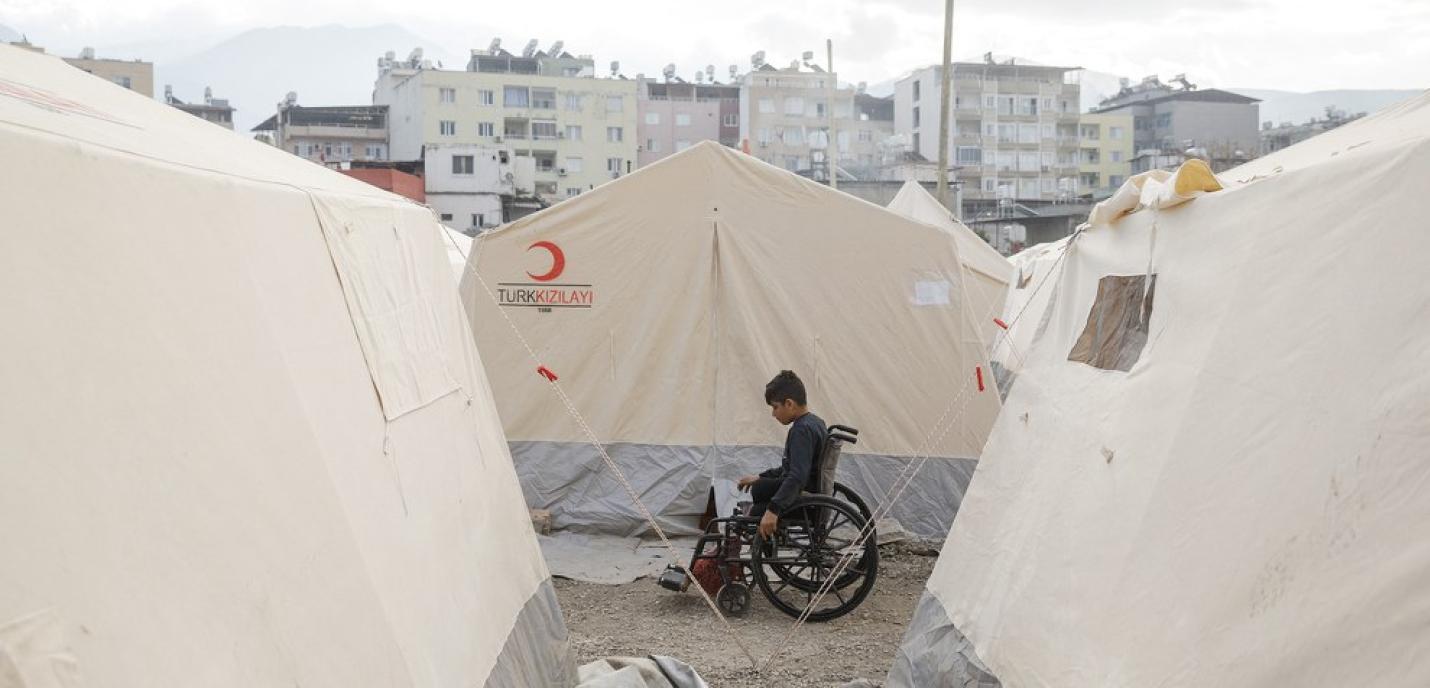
(610, 61, 620, 76)
(523, 39, 539, 58)
(550, 40, 564, 56)
(488, 38, 501, 53)
(751, 51, 766, 69)
(662, 63, 676, 81)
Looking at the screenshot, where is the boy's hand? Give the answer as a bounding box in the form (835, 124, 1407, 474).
(758, 511, 778, 538)
(737, 475, 758, 491)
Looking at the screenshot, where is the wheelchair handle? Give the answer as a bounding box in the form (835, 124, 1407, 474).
(829, 431, 857, 445)
(829, 424, 859, 436)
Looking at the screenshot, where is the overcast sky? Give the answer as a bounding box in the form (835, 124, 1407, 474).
(4, 0, 1428, 92)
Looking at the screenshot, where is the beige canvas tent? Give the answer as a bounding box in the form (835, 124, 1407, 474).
(0, 45, 573, 687)
(988, 237, 1069, 395)
(459, 142, 1002, 538)
(889, 91, 1430, 686)
(886, 180, 1013, 345)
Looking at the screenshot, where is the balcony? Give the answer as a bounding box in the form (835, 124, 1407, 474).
(283, 123, 386, 140)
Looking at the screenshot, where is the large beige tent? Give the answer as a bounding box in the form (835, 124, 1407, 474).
(459, 142, 1002, 538)
(988, 237, 1068, 395)
(0, 46, 573, 687)
(890, 91, 1430, 686)
(886, 180, 1013, 345)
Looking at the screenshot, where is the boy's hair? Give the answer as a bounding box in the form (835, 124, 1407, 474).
(764, 370, 808, 406)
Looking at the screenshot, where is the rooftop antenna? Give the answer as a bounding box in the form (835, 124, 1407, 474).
(488, 38, 501, 54)
(522, 39, 538, 58)
(407, 47, 423, 66)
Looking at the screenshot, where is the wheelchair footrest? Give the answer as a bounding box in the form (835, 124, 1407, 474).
(657, 564, 688, 592)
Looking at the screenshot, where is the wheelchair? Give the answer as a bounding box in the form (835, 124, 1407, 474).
(658, 424, 879, 622)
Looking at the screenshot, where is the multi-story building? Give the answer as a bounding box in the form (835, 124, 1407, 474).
(739, 56, 873, 181)
(423, 143, 537, 234)
(1260, 106, 1365, 155)
(1076, 112, 1133, 198)
(844, 92, 896, 179)
(7, 43, 153, 97)
(164, 85, 235, 130)
(1094, 76, 1259, 172)
(252, 95, 389, 164)
(374, 41, 639, 208)
(894, 57, 1082, 212)
(636, 77, 739, 167)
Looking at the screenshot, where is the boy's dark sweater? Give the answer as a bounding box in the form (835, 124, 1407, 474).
(758, 412, 827, 515)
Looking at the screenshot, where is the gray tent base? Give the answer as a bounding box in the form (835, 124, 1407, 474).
(887, 589, 1001, 687)
(509, 441, 977, 539)
(485, 578, 579, 688)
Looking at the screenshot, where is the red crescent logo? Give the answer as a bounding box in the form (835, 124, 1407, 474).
(526, 241, 565, 282)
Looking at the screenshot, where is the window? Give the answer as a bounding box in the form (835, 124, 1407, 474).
(1018, 124, 1038, 143)
(440, 213, 454, 221)
(1111, 150, 1124, 163)
(439, 87, 456, 103)
(1018, 151, 1039, 171)
(984, 95, 997, 110)
(503, 86, 528, 107)
(1041, 177, 1055, 193)
(814, 101, 826, 118)
(478, 122, 495, 137)
(758, 98, 775, 114)
(566, 187, 582, 198)
(607, 157, 623, 173)
(439, 120, 456, 136)
(452, 155, 474, 174)
(536, 156, 555, 172)
(565, 157, 583, 173)
(983, 177, 997, 192)
(1082, 149, 1101, 164)
(564, 94, 583, 112)
(996, 151, 1015, 170)
(1019, 178, 1039, 198)
(675, 113, 691, 127)
(1041, 151, 1055, 169)
(565, 125, 583, 141)
(1042, 98, 1053, 111)
(1042, 123, 1055, 139)
(1109, 174, 1125, 187)
(292, 145, 300, 154)
(606, 95, 624, 112)
(472, 213, 485, 229)
(676, 140, 691, 151)
(114, 76, 133, 89)
(607, 126, 624, 142)
(912, 106, 920, 128)
(912, 80, 921, 101)
(858, 129, 872, 142)
(646, 138, 661, 153)
(531, 88, 556, 109)
(912, 132, 920, 152)
(783, 155, 801, 171)
(756, 128, 771, 146)
(783, 127, 804, 146)
(479, 89, 495, 105)
(1067, 274, 1157, 372)
(1109, 126, 1124, 140)
(532, 120, 558, 139)
(646, 112, 661, 125)
(722, 113, 738, 127)
(956, 146, 982, 164)
(997, 123, 1016, 141)
(784, 97, 804, 115)
(984, 123, 997, 138)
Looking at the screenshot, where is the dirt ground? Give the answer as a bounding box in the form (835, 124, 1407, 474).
(555, 542, 938, 687)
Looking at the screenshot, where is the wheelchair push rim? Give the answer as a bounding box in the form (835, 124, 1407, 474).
(750, 495, 879, 622)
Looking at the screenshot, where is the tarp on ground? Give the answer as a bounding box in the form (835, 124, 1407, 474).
(459, 142, 1003, 538)
(887, 180, 1013, 346)
(0, 45, 574, 688)
(890, 90, 1430, 687)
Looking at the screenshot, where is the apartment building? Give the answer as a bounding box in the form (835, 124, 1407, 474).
(636, 77, 739, 167)
(738, 56, 873, 181)
(374, 41, 639, 205)
(1076, 112, 1133, 198)
(1094, 76, 1259, 172)
(165, 85, 235, 130)
(7, 43, 153, 97)
(423, 143, 536, 233)
(252, 95, 389, 164)
(894, 57, 1082, 209)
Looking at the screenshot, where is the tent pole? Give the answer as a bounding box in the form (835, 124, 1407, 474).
(936, 0, 955, 206)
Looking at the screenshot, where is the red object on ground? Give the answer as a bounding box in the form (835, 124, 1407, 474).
(537, 366, 558, 382)
(339, 168, 425, 203)
(976, 366, 985, 392)
(993, 317, 1009, 330)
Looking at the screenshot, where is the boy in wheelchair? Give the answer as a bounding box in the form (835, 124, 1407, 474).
(737, 370, 826, 540)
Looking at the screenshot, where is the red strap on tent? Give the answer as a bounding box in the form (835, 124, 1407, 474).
(976, 366, 985, 392)
(537, 365, 558, 382)
(993, 317, 1009, 330)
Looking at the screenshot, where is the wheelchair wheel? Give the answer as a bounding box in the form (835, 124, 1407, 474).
(832, 481, 873, 524)
(717, 583, 751, 617)
(750, 495, 878, 622)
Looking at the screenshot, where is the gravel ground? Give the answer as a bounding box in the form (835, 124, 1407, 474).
(555, 542, 938, 687)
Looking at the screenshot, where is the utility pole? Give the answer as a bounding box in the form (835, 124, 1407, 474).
(827, 38, 837, 190)
(936, 0, 954, 205)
